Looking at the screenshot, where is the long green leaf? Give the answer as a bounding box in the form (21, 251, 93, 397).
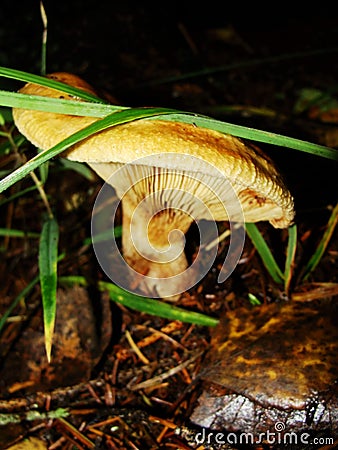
(0, 254, 64, 337)
(1, 88, 336, 160)
(39, 217, 59, 362)
(0, 228, 40, 238)
(0, 61, 337, 160)
(0, 90, 123, 116)
(58, 157, 96, 181)
(301, 202, 338, 281)
(0, 185, 38, 206)
(0, 274, 40, 334)
(245, 223, 284, 284)
(284, 223, 297, 294)
(82, 225, 122, 246)
(58, 275, 219, 327)
(162, 114, 338, 160)
(101, 281, 219, 327)
(0, 66, 105, 103)
(0, 107, 179, 193)
(140, 47, 338, 87)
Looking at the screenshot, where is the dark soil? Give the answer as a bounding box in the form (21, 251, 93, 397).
(0, 2, 337, 449)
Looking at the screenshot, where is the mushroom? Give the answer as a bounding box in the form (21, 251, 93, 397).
(12, 72, 295, 299)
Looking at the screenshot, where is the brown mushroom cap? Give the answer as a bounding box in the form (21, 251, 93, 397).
(12, 72, 295, 298)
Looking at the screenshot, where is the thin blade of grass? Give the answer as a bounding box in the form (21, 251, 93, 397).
(0, 61, 337, 161)
(0, 133, 25, 156)
(82, 225, 122, 246)
(0, 228, 40, 238)
(301, 202, 338, 281)
(0, 185, 38, 206)
(58, 158, 96, 181)
(101, 281, 218, 327)
(140, 47, 338, 87)
(0, 254, 64, 337)
(0, 274, 39, 334)
(248, 292, 262, 305)
(161, 114, 338, 161)
(0, 66, 105, 103)
(2, 89, 336, 160)
(0, 107, 180, 193)
(39, 217, 59, 362)
(245, 223, 284, 284)
(284, 223, 297, 295)
(40, 1, 48, 76)
(58, 275, 219, 327)
(0, 91, 123, 116)
(38, 149, 49, 184)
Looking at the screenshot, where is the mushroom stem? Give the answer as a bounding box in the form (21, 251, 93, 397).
(120, 190, 195, 299)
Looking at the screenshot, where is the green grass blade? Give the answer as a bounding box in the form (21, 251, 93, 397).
(0, 66, 105, 103)
(39, 217, 59, 362)
(245, 223, 284, 284)
(58, 158, 97, 181)
(40, 0, 48, 76)
(140, 47, 338, 87)
(58, 276, 219, 327)
(38, 148, 49, 184)
(101, 282, 218, 327)
(0, 274, 39, 334)
(0, 228, 40, 238)
(0, 133, 25, 156)
(0, 185, 38, 206)
(0, 107, 179, 193)
(0, 255, 64, 337)
(284, 224, 297, 294)
(161, 114, 338, 161)
(0, 61, 336, 161)
(1, 88, 336, 160)
(301, 202, 338, 281)
(0, 91, 123, 116)
(248, 292, 262, 305)
(82, 225, 122, 246)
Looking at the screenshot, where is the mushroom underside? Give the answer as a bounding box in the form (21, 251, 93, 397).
(89, 161, 289, 298)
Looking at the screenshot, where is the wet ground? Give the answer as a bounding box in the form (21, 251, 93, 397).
(0, 2, 337, 449)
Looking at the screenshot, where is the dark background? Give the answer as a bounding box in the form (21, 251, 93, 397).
(1, 1, 338, 213)
(2, 2, 338, 96)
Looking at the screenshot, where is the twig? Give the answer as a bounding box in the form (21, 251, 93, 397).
(128, 351, 203, 391)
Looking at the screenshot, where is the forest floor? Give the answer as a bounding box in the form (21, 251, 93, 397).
(0, 3, 337, 449)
